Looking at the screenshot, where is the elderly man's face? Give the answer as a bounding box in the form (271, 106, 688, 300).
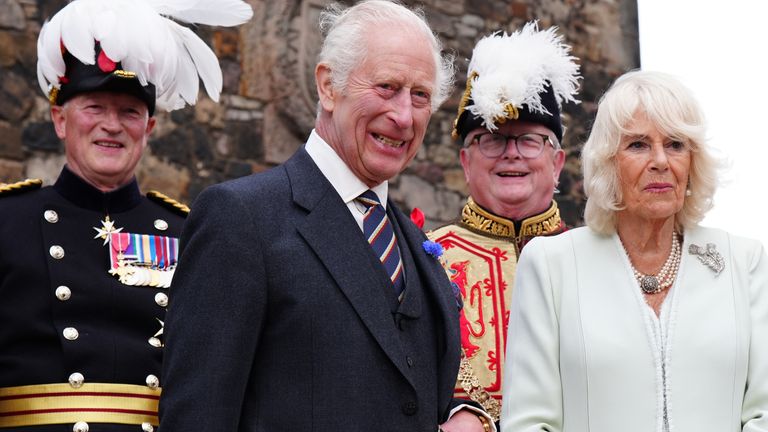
(51, 91, 155, 192)
(316, 26, 436, 187)
(460, 121, 565, 220)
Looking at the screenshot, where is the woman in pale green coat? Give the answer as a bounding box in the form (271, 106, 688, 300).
(501, 70, 768, 432)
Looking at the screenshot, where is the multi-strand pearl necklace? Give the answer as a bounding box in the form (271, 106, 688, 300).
(629, 232, 682, 294)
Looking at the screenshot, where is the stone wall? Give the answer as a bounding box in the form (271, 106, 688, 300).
(0, 0, 639, 228)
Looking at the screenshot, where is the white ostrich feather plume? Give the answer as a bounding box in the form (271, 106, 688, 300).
(465, 22, 581, 131)
(37, 0, 253, 111)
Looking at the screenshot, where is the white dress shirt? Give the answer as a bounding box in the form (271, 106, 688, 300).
(304, 129, 388, 232)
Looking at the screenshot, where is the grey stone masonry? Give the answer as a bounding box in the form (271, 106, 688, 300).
(0, 0, 639, 228)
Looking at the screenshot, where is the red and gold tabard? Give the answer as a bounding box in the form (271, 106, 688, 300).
(428, 197, 565, 421)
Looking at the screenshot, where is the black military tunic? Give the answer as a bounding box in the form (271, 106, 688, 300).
(0, 167, 186, 432)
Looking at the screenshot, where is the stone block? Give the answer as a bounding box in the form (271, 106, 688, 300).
(22, 121, 59, 152)
(0, 121, 22, 158)
(149, 124, 209, 168)
(0, 159, 23, 183)
(194, 97, 226, 129)
(25, 153, 65, 185)
(0, 1, 25, 31)
(137, 153, 191, 203)
(430, 0, 465, 16)
(427, 140, 460, 167)
(0, 69, 34, 122)
(226, 119, 264, 161)
(262, 105, 302, 165)
(443, 167, 469, 195)
(393, 174, 463, 223)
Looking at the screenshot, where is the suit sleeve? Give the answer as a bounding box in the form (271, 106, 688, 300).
(159, 184, 267, 432)
(500, 238, 563, 432)
(741, 241, 768, 431)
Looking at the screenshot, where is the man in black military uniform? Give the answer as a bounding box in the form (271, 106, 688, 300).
(0, 0, 252, 431)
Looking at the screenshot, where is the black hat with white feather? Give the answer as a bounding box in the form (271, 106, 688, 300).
(452, 22, 581, 144)
(37, 0, 254, 115)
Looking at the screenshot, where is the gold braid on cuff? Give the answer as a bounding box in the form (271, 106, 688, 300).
(457, 354, 501, 422)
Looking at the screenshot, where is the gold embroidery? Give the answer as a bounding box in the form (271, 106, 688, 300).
(494, 103, 519, 125)
(460, 197, 562, 246)
(48, 87, 59, 106)
(452, 71, 479, 139)
(113, 69, 137, 79)
(458, 354, 501, 422)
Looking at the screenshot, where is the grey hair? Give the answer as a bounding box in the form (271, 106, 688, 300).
(317, 0, 454, 112)
(582, 70, 720, 234)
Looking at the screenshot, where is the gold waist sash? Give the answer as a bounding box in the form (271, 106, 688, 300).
(0, 383, 160, 427)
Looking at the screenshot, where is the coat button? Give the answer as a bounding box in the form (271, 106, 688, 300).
(154, 219, 169, 231)
(55, 285, 72, 301)
(68, 372, 84, 388)
(73, 421, 89, 432)
(406, 356, 413, 367)
(146, 374, 160, 389)
(148, 337, 162, 348)
(154, 292, 168, 307)
(49, 245, 65, 259)
(63, 327, 79, 340)
(44, 210, 59, 223)
(402, 401, 418, 415)
(142, 422, 154, 432)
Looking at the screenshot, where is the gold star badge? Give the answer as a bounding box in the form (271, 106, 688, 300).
(93, 215, 123, 246)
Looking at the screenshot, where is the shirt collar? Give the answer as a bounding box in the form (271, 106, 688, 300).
(305, 129, 389, 207)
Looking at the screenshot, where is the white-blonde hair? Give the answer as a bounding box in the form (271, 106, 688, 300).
(582, 70, 719, 234)
(317, 0, 454, 112)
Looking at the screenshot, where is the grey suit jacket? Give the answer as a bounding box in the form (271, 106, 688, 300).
(159, 148, 462, 431)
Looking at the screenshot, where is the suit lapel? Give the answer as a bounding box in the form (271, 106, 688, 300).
(389, 208, 422, 317)
(389, 203, 461, 404)
(285, 149, 413, 380)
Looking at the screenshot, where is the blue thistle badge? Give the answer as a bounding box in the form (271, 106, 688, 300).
(422, 240, 444, 259)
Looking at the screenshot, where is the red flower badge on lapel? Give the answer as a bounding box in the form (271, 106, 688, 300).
(410, 207, 425, 229)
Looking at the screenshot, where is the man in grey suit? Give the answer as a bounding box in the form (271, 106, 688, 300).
(158, 1, 492, 431)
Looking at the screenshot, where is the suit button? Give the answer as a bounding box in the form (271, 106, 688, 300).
(44, 210, 59, 223)
(406, 356, 413, 367)
(68, 372, 84, 388)
(63, 327, 79, 340)
(155, 292, 168, 307)
(402, 401, 418, 415)
(73, 421, 89, 432)
(49, 245, 65, 259)
(154, 219, 168, 231)
(142, 422, 154, 432)
(146, 374, 160, 389)
(55, 285, 72, 301)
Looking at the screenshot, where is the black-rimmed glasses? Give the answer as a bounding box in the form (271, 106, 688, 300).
(469, 132, 554, 159)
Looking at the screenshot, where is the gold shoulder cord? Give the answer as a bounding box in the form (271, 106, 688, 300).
(146, 190, 190, 215)
(0, 179, 43, 196)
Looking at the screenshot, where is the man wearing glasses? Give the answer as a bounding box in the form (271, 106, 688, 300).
(428, 23, 581, 428)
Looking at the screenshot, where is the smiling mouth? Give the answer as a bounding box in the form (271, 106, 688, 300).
(372, 133, 405, 148)
(497, 172, 527, 177)
(95, 141, 124, 148)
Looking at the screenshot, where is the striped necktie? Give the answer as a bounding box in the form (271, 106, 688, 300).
(356, 190, 404, 298)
